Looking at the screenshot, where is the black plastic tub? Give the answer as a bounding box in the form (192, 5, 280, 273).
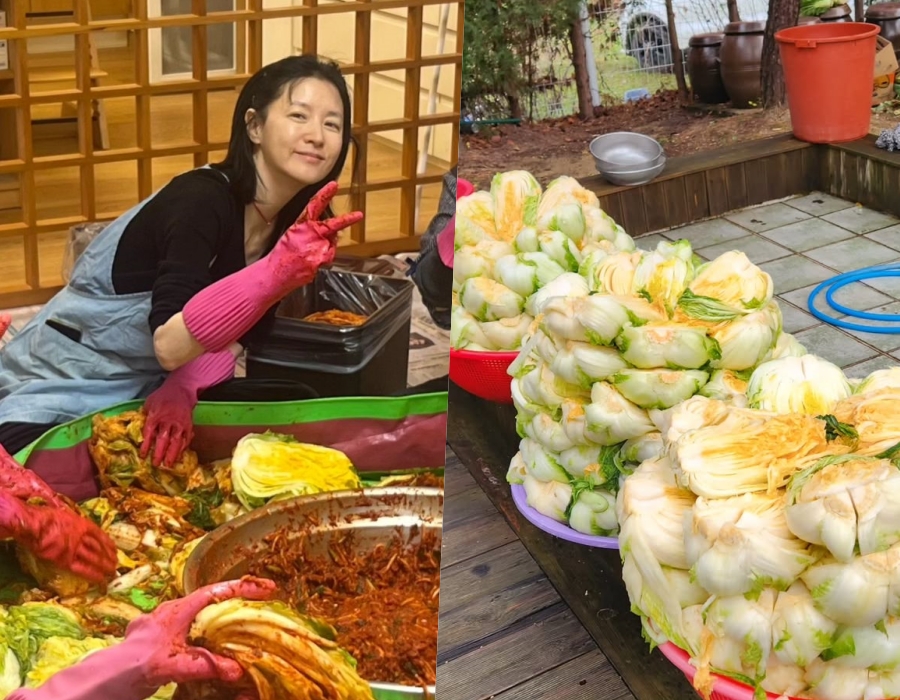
(245, 269, 414, 398)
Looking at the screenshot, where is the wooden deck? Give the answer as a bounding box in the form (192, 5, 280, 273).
(438, 446, 636, 700)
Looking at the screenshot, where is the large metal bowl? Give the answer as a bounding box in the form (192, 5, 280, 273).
(183, 486, 443, 700)
(589, 131, 664, 173)
(600, 156, 667, 187)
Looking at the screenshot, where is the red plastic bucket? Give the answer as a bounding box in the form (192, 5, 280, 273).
(775, 22, 880, 143)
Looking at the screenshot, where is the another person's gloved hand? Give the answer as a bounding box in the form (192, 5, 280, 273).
(182, 181, 364, 353)
(0, 443, 117, 586)
(141, 349, 237, 468)
(436, 177, 474, 269)
(8, 576, 277, 700)
(0, 443, 67, 508)
(0, 490, 117, 586)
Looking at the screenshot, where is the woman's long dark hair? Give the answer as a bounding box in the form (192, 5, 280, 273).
(212, 55, 358, 248)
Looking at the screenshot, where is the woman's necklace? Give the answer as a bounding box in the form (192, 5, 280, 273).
(252, 201, 275, 226)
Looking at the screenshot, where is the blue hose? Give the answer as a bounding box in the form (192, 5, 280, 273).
(808, 263, 900, 334)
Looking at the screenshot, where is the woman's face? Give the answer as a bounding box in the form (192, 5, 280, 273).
(249, 77, 345, 191)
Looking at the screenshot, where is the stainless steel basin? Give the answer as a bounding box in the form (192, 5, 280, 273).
(590, 131, 665, 173)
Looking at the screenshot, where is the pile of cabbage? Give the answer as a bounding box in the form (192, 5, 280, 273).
(0, 601, 173, 699)
(499, 203, 808, 537)
(619, 361, 900, 700)
(451, 171, 637, 352)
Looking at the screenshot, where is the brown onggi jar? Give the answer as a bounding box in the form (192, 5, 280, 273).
(796, 16, 823, 26)
(820, 4, 853, 22)
(720, 21, 765, 109)
(687, 33, 729, 104)
(866, 1, 900, 56)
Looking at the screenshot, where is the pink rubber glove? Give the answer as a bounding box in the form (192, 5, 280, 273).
(182, 181, 364, 353)
(141, 349, 237, 468)
(8, 577, 277, 700)
(0, 489, 118, 586)
(0, 442, 68, 509)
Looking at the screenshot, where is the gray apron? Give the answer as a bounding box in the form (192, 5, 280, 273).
(0, 173, 217, 427)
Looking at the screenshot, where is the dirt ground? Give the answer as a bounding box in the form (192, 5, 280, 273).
(459, 90, 900, 189)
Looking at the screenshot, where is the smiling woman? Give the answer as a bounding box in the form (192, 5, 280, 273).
(0, 55, 362, 482)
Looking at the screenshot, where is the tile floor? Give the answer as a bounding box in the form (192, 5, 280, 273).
(637, 192, 900, 379)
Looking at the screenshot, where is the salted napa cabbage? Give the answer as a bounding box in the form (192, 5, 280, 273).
(523, 412, 576, 453)
(495, 252, 566, 297)
(680, 251, 773, 320)
(583, 207, 617, 243)
(583, 382, 656, 445)
(0, 645, 19, 697)
(616, 322, 719, 370)
(230, 433, 360, 510)
(611, 368, 709, 410)
(518, 438, 571, 485)
(539, 296, 590, 342)
(518, 362, 589, 414)
(631, 240, 696, 315)
(536, 175, 600, 219)
(584, 251, 641, 295)
(0, 603, 86, 680)
(455, 191, 496, 242)
(709, 303, 780, 372)
(458, 277, 525, 322)
(833, 387, 900, 457)
(764, 331, 808, 362)
(568, 487, 618, 536)
(521, 472, 572, 522)
(576, 294, 666, 347)
(549, 340, 630, 388)
(0, 611, 20, 698)
(619, 432, 665, 465)
(771, 581, 838, 668)
(450, 306, 494, 350)
(186, 599, 375, 700)
(525, 272, 590, 317)
(803, 659, 868, 700)
(819, 618, 900, 670)
(800, 545, 900, 626)
(855, 367, 900, 395)
(556, 444, 621, 484)
(617, 457, 695, 571)
(536, 202, 587, 244)
(480, 314, 532, 351)
(747, 355, 852, 415)
(667, 398, 840, 498)
(513, 226, 539, 253)
(618, 458, 698, 651)
(614, 226, 636, 253)
(24, 636, 118, 689)
(491, 170, 542, 241)
(787, 454, 900, 561)
(695, 590, 778, 691)
(685, 491, 819, 597)
(537, 229, 582, 271)
(697, 369, 749, 407)
(452, 239, 514, 286)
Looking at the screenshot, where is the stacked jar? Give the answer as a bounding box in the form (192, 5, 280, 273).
(687, 33, 729, 104)
(719, 21, 765, 109)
